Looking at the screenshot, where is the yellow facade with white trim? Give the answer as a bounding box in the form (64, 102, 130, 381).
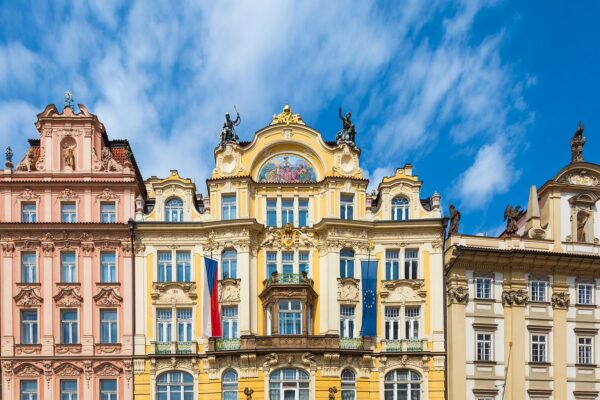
(133, 105, 446, 399)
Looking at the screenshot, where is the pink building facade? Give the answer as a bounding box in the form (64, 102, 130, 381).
(0, 101, 144, 399)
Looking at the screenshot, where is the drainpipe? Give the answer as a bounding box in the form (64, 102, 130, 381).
(440, 217, 449, 400)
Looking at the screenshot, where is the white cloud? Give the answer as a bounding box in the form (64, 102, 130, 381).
(0, 100, 39, 160)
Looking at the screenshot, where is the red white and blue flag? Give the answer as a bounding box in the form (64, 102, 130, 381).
(203, 257, 222, 337)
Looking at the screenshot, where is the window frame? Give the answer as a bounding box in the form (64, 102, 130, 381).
(530, 280, 548, 302)
(340, 305, 356, 339)
(156, 371, 193, 400)
(177, 308, 193, 342)
(100, 251, 117, 283)
(60, 379, 78, 400)
(21, 252, 37, 283)
(475, 276, 493, 300)
(278, 300, 302, 335)
(60, 251, 77, 283)
(156, 308, 173, 343)
(99, 379, 117, 400)
(340, 368, 356, 399)
(384, 369, 422, 400)
(340, 194, 354, 220)
(384, 307, 401, 340)
(222, 306, 239, 340)
(266, 198, 277, 227)
(61, 202, 77, 223)
(385, 249, 400, 280)
(100, 309, 118, 344)
(165, 198, 184, 222)
(21, 202, 37, 223)
(577, 283, 594, 305)
(221, 193, 237, 221)
(531, 334, 547, 363)
(391, 196, 410, 221)
(21, 309, 39, 345)
(475, 332, 493, 362)
(60, 309, 79, 344)
(339, 249, 355, 279)
(404, 249, 419, 280)
(577, 336, 594, 365)
(100, 202, 116, 223)
(221, 249, 237, 280)
(404, 307, 420, 340)
(20, 379, 38, 400)
(222, 369, 238, 400)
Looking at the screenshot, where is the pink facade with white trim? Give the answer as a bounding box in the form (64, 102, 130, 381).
(0, 101, 144, 399)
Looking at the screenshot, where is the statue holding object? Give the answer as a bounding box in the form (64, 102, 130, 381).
(220, 108, 241, 144)
(448, 205, 461, 236)
(570, 121, 586, 163)
(336, 107, 357, 145)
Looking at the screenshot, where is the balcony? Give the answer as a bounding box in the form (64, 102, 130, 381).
(383, 339, 425, 352)
(208, 334, 339, 352)
(215, 338, 241, 351)
(265, 272, 313, 287)
(339, 337, 364, 350)
(153, 341, 197, 355)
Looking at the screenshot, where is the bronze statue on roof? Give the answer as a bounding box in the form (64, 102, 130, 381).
(504, 205, 524, 237)
(448, 205, 461, 235)
(570, 121, 586, 163)
(220, 108, 241, 144)
(336, 107, 357, 145)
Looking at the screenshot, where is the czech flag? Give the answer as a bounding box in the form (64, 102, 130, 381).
(203, 257, 222, 337)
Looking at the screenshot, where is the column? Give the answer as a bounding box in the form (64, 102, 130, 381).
(1, 246, 14, 356)
(122, 244, 134, 352)
(552, 279, 569, 400)
(41, 244, 55, 355)
(502, 282, 527, 400)
(446, 279, 468, 400)
(81, 246, 94, 355)
(238, 247, 251, 335)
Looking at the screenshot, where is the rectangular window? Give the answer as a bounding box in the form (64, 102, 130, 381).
(266, 199, 277, 227)
(60, 310, 78, 344)
(100, 252, 116, 283)
(531, 334, 547, 363)
(21, 252, 37, 283)
(221, 194, 237, 220)
(340, 194, 354, 220)
(299, 251, 310, 276)
(221, 250, 237, 279)
(21, 310, 38, 345)
(266, 251, 278, 278)
(60, 380, 78, 400)
(475, 277, 493, 299)
(61, 202, 76, 223)
(222, 306, 238, 340)
(157, 309, 172, 343)
(340, 305, 355, 338)
(404, 249, 419, 279)
(385, 249, 400, 280)
(100, 379, 117, 400)
(157, 251, 172, 282)
(578, 337, 593, 365)
(384, 307, 401, 340)
(100, 202, 116, 223)
(281, 199, 294, 226)
(177, 308, 193, 342)
(340, 249, 355, 279)
(61, 252, 77, 283)
(278, 300, 302, 335)
(20, 379, 38, 400)
(21, 203, 37, 223)
(176, 251, 191, 282)
(100, 310, 118, 344)
(578, 283, 594, 305)
(476, 332, 493, 361)
(405, 307, 420, 339)
(282, 251, 294, 275)
(530, 281, 547, 302)
(298, 199, 309, 227)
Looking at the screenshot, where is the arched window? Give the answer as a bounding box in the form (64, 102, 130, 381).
(341, 368, 356, 400)
(222, 369, 238, 400)
(391, 197, 409, 221)
(156, 371, 193, 400)
(269, 368, 309, 400)
(222, 249, 237, 279)
(384, 369, 421, 400)
(165, 198, 184, 222)
(340, 249, 355, 279)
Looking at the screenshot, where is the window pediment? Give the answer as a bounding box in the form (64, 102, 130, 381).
(151, 282, 197, 304)
(54, 284, 83, 307)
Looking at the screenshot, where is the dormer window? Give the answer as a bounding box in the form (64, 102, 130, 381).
(391, 196, 409, 221)
(165, 198, 183, 222)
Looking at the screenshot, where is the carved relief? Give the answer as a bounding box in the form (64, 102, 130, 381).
(93, 287, 123, 306)
(337, 278, 360, 303)
(17, 188, 40, 200)
(57, 188, 79, 200)
(54, 362, 83, 376)
(501, 289, 529, 306)
(2, 361, 13, 386)
(16, 148, 38, 172)
(152, 282, 198, 303)
(14, 285, 43, 307)
(261, 225, 317, 249)
(96, 188, 119, 201)
(551, 292, 570, 309)
(219, 279, 241, 304)
(447, 286, 469, 304)
(55, 345, 82, 355)
(94, 362, 123, 376)
(14, 363, 43, 377)
(54, 285, 83, 307)
(380, 280, 426, 303)
(2, 242, 16, 256)
(95, 344, 122, 354)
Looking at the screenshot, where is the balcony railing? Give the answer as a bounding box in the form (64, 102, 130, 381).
(265, 272, 313, 286)
(339, 337, 363, 350)
(154, 341, 197, 354)
(215, 338, 241, 351)
(384, 339, 424, 352)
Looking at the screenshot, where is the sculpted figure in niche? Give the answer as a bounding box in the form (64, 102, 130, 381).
(64, 145, 75, 170)
(577, 210, 590, 242)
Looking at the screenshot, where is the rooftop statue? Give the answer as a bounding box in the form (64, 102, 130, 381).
(5, 146, 13, 164)
(504, 205, 524, 237)
(16, 147, 37, 172)
(570, 121, 586, 163)
(448, 204, 461, 235)
(64, 90, 74, 109)
(271, 104, 304, 125)
(336, 107, 357, 145)
(220, 108, 241, 144)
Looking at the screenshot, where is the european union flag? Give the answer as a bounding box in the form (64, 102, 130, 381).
(360, 260, 378, 337)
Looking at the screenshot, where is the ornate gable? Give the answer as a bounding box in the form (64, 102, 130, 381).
(14, 285, 43, 307)
(54, 362, 83, 376)
(94, 362, 122, 376)
(14, 363, 43, 377)
(54, 285, 83, 307)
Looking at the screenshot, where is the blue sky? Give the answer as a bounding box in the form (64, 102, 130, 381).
(0, 1, 598, 235)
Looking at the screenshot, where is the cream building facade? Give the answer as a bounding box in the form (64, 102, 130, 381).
(445, 139, 600, 400)
(132, 105, 447, 399)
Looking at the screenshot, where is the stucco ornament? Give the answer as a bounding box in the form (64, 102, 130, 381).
(219, 279, 241, 304)
(94, 362, 122, 376)
(501, 289, 529, 306)
(97, 188, 119, 201)
(57, 188, 79, 200)
(16, 147, 37, 172)
(54, 362, 83, 376)
(14, 286, 43, 307)
(447, 285, 469, 304)
(271, 104, 304, 125)
(337, 278, 360, 303)
(54, 285, 83, 306)
(99, 147, 123, 171)
(17, 188, 40, 200)
(14, 363, 43, 377)
(380, 280, 426, 303)
(551, 292, 570, 309)
(93, 287, 123, 306)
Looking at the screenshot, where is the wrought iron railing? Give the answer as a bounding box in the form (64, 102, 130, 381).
(265, 272, 312, 286)
(154, 341, 197, 354)
(339, 337, 363, 350)
(215, 338, 241, 350)
(155, 342, 172, 354)
(384, 339, 424, 352)
(176, 341, 195, 354)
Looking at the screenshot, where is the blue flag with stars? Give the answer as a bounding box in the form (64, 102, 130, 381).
(360, 260, 378, 337)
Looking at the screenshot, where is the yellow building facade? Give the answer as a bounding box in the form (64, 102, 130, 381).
(132, 106, 446, 399)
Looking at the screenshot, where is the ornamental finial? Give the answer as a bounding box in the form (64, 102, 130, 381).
(64, 90, 74, 109)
